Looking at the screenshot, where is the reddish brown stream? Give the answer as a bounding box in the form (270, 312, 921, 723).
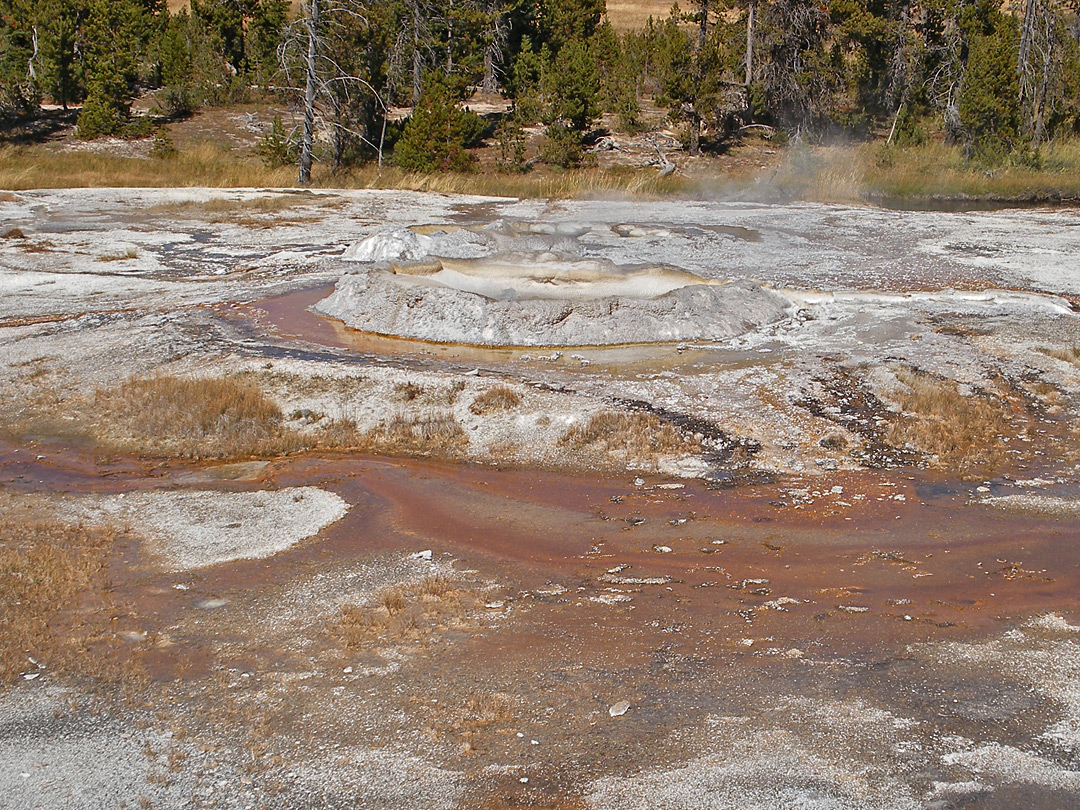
(4, 427, 1079, 807)
(6, 285, 1080, 808)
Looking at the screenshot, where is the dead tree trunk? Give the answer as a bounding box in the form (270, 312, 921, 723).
(1032, 6, 1055, 144)
(690, 0, 709, 156)
(411, 0, 423, 104)
(746, 0, 755, 86)
(1017, 0, 1060, 145)
(1018, 0, 1038, 97)
(446, 0, 454, 74)
(298, 0, 320, 185)
(481, 1, 505, 95)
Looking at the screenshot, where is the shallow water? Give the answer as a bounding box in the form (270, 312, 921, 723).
(4, 437, 1079, 807)
(4, 188, 1080, 808)
(247, 283, 794, 380)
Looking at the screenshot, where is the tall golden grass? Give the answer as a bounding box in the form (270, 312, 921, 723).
(5, 370, 474, 462)
(93, 375, 312, 459)
(0, 144, 296, 190)
(560, 410, 700, 466)
(5, 137, 1080, 200)
(858, 140, 1080, 202)
(0, 143, 701, 197)
(0, 495, 119, 684)
(885, 368, 1015, 476)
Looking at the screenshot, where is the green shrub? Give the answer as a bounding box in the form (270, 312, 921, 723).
(256, 116, 298, 168)
(540, 123, 584, 168)
(149, 131, 178, 159)
(394, 76, 484, 173)
(496, 118, 528, 172)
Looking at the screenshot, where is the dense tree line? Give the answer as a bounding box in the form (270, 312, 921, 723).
(2, 0, 1080, 172)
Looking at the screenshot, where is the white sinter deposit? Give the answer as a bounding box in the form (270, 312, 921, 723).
(67, 486, 349, 570)
(317, 225, 792, 346)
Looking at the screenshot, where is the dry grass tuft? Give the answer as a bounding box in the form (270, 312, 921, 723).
(1040, 346, 1080, 369)
(559, 410, 700, 466)
(333, 575, 478, 649)
(150, 196, 305, 216)
(1021, 377, 1062, 405)
(469, 385, 522, 415)
(885, 368, 1014, 475)
(463, 691, 515, 726)
(93, 374, 309, 459)
(0, 495, 120, 684)
(146, 195, 339, 228)
(394, 381, 425, 402)
(96, 249, 138, 262)
(2, 226, 25, 239)
(359, 411, 467, 457)
(19, 239, 55, 253)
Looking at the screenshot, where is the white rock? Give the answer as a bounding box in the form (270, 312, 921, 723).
(342, 227, 428, 262)
(609, 701, 631, 717)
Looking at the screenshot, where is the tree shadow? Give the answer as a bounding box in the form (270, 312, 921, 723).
(0, 109, 79, 145)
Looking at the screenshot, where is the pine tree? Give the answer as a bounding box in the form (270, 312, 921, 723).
(78, 0, 153, 138)
(0, 0, 44, 114)
(959, 21, 1021, 160)
(652, 3, 725, 155)
(394, 74, 484, 172)
(247, 0, 289, 86)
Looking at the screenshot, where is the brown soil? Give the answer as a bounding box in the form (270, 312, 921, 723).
(3, 436, 1078, 806)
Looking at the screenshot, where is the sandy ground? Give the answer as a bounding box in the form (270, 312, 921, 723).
(2, 187, 1080, 808)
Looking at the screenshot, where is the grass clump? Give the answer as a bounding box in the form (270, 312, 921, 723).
(394, 381, 425, 402)
(146, 194, 340, 228)
(0, 495, 120, 684)
(1040, 346, 1080, 369)
(333, 575, 477, 649)
(468, 385, 522, 415)
(885, 368, 1014, 476)
(359, 411, 467, 457)
(93, 374, 309, 459)
(559, 410, 700, 467)
(96, 249, 138, 262)
(463, 692, 515, 726)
